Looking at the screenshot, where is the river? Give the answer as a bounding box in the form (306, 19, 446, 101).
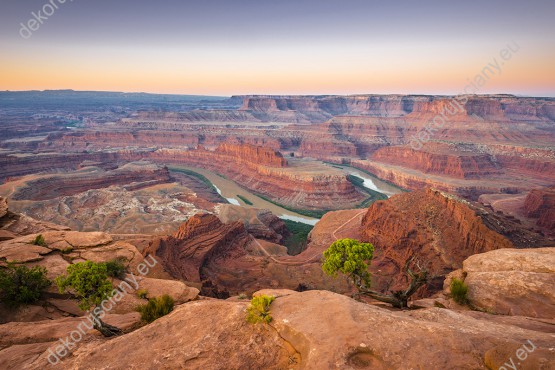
(169, 163, 403, 225)
(170, 166, 319, 225)
(335, 165, 404, 198)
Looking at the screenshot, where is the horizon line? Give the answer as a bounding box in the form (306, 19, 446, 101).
(2, 89, 554, 99)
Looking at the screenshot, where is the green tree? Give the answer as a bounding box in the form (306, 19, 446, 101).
(0, 264, 50, 307)
(322, 238, 428, 309)
(56, 261, 121, 336)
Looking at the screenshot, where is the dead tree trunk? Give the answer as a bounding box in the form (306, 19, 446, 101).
(353, 259, 429, 309)
(92, 310, 122, 337)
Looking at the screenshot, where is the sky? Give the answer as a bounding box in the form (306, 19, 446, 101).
(0, 0, 554, 96)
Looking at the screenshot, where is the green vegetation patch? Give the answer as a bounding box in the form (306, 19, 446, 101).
(246, 294, 275, 324)
(450, 278, 469, 305)
(105, 258, 127, 280)
(0, 264, 51, 308)
(32, 234, 47, 247)
(56, 261, 113, 311)
(137, 294, 175, 323)
(237, 195, 254, 205)
(282, 219, 314, 255)
(136, 289, 149, 299)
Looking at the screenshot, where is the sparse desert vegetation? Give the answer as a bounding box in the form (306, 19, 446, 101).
(0, 264, 50, 307)
(246, 295, 275, 324)
(137, 295, 175, 323)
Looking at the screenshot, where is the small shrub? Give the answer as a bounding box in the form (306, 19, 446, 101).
(450, 278, 469, 305)
(246, 295, 275, 324)
(136, 294, 174, 323)
(136, 289, 149, 299)
(105, 258, 127, 279)
(238, 293, 248, 300)
(32, 234, 47, 247)
(0, 264, 51, 307)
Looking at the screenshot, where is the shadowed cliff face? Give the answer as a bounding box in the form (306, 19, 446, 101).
(144, 214, 252, 283)
(525, 186, 555, 232)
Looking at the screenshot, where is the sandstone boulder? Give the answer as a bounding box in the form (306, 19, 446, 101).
(1, 214, 71, 236)
(455, 248, 555, 318)
(77, 241, 144, 272)
(0, 242, 51, 263)
(27, 254, 70, 280)
(110, 275, 199, 314)
(0, 312, 139, 349)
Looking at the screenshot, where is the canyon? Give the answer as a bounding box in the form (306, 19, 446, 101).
(1, 91, 554, 369)
(4, 94, 553, 203)
(1, 92, 553, 294)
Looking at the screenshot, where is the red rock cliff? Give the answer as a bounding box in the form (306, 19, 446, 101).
(360, 189, 513, 294)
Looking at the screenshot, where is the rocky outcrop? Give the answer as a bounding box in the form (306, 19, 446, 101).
(6, 181, 203, 236)
(525, 186, 555, 231)
(0, 231, 113, 264)
(360, 189, 514, 295)
(445, 248, 555, 318)
(144, 212, 349, 295)
(144, 214, 252, 283)
(215, 204, 290, 243)
(216, 143, 287, 167)
(11, 289, 555, 369)
(0, 150, 146, 181)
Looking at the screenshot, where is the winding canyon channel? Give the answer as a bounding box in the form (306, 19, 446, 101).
(170, 162, 403, 225)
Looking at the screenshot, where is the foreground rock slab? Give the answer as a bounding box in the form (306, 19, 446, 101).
(6, 289, 553, 369)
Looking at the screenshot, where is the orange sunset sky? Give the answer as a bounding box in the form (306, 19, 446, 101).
(1, 0, 554, 96)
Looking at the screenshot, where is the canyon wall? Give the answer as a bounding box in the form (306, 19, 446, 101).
(11, 163, 171, 201)
(3, 94, 554, 205)
(370, 145, 502, 179)
(237, 94, 555, 123)
(360, 189, 514, 294)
